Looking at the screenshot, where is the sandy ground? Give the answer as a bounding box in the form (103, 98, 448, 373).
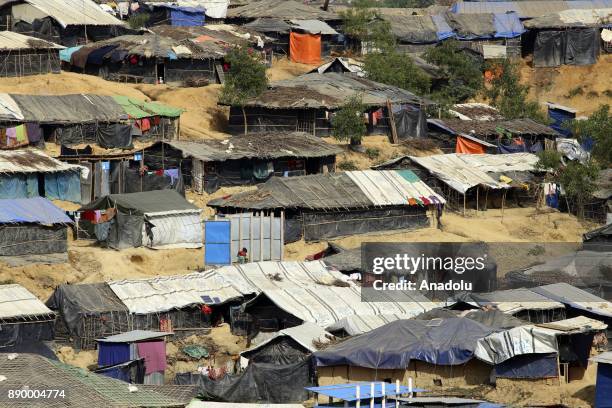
(522, 54, 612, 116)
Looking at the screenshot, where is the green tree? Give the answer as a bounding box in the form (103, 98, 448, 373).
(569, 104, 612, 167)
(364, 50, 431, 95)
(484, 59, 547, 123)
(340, 4, 395, 51)
(558, 160, 600, 219)
(424, 40, 483, 103)
(220, 47, 268, 134)
(332, 95, 367, 147)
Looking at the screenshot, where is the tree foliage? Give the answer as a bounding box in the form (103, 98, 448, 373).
(340, 3, 395, 50)
(568, 104, 612, 167)
(364, 51, 431, 95)
(424, 40, 483, 103)
(220, 47, 268, 106)
(484, 59, 547, 123)
(332, 95, 367, 145)
(559, 160, 600, 218)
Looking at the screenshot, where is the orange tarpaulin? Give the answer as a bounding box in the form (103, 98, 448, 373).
(456, 135, 486, 154)
(290, 32, 321, 64)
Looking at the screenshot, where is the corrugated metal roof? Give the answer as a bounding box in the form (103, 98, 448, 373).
(452, 0, 612, 19)
(531, 282, 612, 318)
(15, 0, 125, 27)
(0, 148, 84, 174)
(164, 132, 341, 162)
(97, 330, 172, 343)
(0, 31, 64, 50)
(409, 153, 540, 194)
(0, 284, 54, 320)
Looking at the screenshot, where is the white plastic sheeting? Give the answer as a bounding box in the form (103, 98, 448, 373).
(474, 325, 559, 364)
(325, 314, 416, 336)
(145, 212, 203, 249)
(0, 94, 24, 121)
(290, 19, 339, 35)
(409, 153, 540, 194)
(346, 170, 446, 206)
(243, 322, 331, 356)
(11, 0, 124, 27)
(0, 284, 54, 320)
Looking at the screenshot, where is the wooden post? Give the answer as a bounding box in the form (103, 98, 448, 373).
(280, 210, 284, 261)
(140, 149, 144, 192)
(269, 212, 274, 261)
(387, 99, 399, 144)
(463, 193, 466, 216)
(476, 186, 479, 214)
(260, 212, 264, 262)
(501, 190, 507, 222)
(238, 213, 243, 258)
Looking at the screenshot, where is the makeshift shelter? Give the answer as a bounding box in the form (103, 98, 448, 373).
(523, 8, 612, 67)
(142, 132, 341, 193)
(582, 167, 612, 223)
(0, 197, 72, 265)
(427, 117, 558, 153)
(208, 170, 445, 242)
(0, 148, 85, 202)
(97, 330, 172, 385)
(314, 318, 497, 388)
(591, 351, 612, 407)
(223, 72, 430, 137)
(0, 353, 197, 407)
(0, 30, 63, 77)
(448, 103, 505, 121)
(0, 283, 55, 347)
(79, 190, 203, 249)
(451, 0, 612, 19)
(62, 33, 226, 85)
(227, 0, 339, 23)
(546, 102, 577, 136)
(146, 4, 205, 27)
(583, 223, 612, 249)
(240, 322, 331, 366)
(400, 153, 543, 213)
(2, 0, 127, 46)
(46, 282, 131, 349)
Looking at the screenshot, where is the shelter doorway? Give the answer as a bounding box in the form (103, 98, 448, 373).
(156, 63, 166, 84)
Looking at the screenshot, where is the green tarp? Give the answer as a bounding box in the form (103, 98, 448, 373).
(112, 96, 183, 119)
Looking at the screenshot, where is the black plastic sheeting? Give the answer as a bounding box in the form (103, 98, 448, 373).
(395, 108, 426, 140)
(97, 124, 133, 149)
(241, 337, 310, 365)
(0, 322, 55, 348)
(106, 214, 144, 249)
(0, 225, 67, 256)
(175, 360, 314, 403)
(314, 318, 496, 369)
(493, 353, 558, 379)
(0, 341, 58, 360)
(534, 28, 599, 68)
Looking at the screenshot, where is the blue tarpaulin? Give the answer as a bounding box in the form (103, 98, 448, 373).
(204, 220, 231, 265)
(432, 14, 456, 40)
(167, 6, 205, 26)
(493, 12, 525, 38)
(548, 105, 576, 136)
(44, 171, 82, 203)
(60, 46, 83, 63)
(0, 174, 38, 199)
(0, 197, 72, 224)
(98, 342, 131, 367)
(494, 353, 558, 379)
(596, 362, 612, 408)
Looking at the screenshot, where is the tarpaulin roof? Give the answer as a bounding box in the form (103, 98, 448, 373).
(290, 19, 338, 35)
(408, 153, 540, 194)
(531, 282, 612, 318)
(242, 322, 331, 356)
(208, 170, 445, 210)
(233, 72, 428, 109)
(385, 14, 440, 43)
(537, 315, 608, 331)
(451, 0, 612, 19)
(145, 0, 230, 19)
(431, 118, 558, 137)
(0, 148, 84, 174)
(227, 0, 339, 21)
(524, 8, 612, 28)
(314, 318, 496, 368)
(0, 284, 54, 321)
(0, 31, 64, 50)
(162, 132, 341, 162)
(468, 288, 566, 314)
(97, 330, 172, 343)
(112, 95, 183, 119)
(244, 18, 291, 33)
(448, 103, 504, 121)
(0, 197, 72, 225)
(474, 324, 559, 364)
(107, 261, 351, 314)
(325, 314, 419, 336)
(81, 190, 200, 216)
(10, 0, 125, 27)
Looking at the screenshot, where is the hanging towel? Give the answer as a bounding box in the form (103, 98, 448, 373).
(15, 124, 28, 143)
(137, 341, 167, 375)
(164, 168, 179, 184)
(25, 123, 41, 143)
